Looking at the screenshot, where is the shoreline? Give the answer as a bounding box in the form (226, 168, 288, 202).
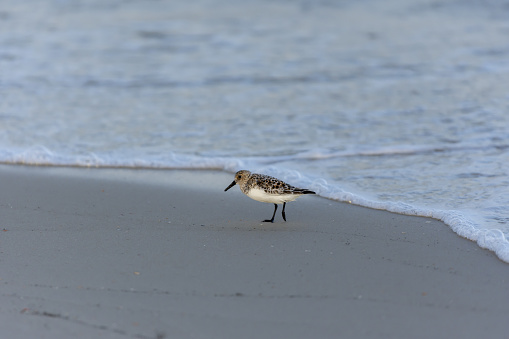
(3, 162, 505, 262)
(1, 165, 508, 338)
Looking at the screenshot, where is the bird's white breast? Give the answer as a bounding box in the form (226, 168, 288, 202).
(246, 187, 300, 204)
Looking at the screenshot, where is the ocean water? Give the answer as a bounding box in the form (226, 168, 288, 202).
(1, 0, 509, 262)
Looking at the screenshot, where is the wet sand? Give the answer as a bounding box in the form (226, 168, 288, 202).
(1, 165, 508, 339)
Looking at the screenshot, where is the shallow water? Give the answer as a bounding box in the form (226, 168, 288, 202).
(1, 0, 509, 261)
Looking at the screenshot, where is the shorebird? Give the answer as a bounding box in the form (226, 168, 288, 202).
(224, 170, 315, 222)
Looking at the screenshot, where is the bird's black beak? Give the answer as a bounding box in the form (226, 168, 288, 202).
(224, 180, 236, 191)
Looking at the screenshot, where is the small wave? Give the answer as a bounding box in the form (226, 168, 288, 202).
(0, 146, 239, 171)
(317, 183, 509, 263)
(6, 143, 506, 169)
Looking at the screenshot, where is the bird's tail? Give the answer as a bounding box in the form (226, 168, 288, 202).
(300, 189, 316, 194)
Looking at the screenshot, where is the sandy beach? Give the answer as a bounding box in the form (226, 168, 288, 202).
(0, 164, 507, 339)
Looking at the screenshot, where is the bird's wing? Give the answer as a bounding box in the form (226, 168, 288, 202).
(250, 174, 300, 195)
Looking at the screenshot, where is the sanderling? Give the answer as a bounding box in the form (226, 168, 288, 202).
(224, 170, 316, 222)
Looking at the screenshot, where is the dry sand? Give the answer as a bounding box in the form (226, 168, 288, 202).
(1, 165, 508, 339)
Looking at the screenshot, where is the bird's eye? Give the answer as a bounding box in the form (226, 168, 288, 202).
(237, 175, 241, 179)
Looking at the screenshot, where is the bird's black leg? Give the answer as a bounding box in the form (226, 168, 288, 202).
(282, 202, 286, 222)
(263, 204, 278, 223)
